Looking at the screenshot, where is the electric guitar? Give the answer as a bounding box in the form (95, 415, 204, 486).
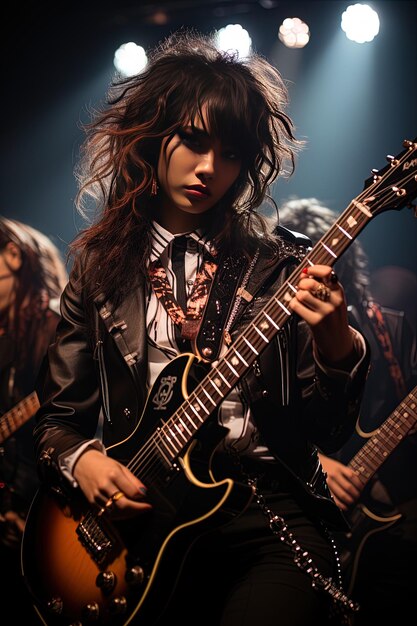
(0, 391, 40, 445)
(21, 138, 417, 625)
(338, 384, 417, 595)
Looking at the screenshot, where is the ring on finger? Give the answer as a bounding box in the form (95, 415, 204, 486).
(328, 270, 338, 285)
(312, 283, 331, 302)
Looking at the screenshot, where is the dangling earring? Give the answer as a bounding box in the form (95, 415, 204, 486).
(151, 176, 159, 197)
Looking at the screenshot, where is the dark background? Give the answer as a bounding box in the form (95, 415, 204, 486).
(1, 1, 416, 274)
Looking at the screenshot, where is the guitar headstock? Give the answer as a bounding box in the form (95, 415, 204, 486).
(362, 137, 417, 215)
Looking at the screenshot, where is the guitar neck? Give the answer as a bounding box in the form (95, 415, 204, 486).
(0, 391, 40, 444)
(349, 385, 417, 487)
(133, 137, 417, 471)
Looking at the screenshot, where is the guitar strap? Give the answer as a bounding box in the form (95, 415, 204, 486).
(194, 252, 249, 362)
(366, 301, 407, 400)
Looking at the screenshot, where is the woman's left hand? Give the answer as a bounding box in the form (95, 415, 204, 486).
(289, 264, 356, 369)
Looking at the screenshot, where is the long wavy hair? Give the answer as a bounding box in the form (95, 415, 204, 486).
(72, 29, 301, 301)
(0, 217, 67, 374)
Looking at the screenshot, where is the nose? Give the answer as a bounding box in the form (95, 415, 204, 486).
(195, 150, 215, 179)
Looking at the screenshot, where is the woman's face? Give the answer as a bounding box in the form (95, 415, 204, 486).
(156, 110, 242, 232)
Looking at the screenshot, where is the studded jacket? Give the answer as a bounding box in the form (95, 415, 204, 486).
(33, 227, 370, 530)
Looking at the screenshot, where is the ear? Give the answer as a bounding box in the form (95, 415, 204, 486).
(3, 241, 23, 271)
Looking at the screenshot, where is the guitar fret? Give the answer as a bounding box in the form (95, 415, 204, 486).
(189, 402, 204, 422)
(224, 359, 239, 378)
(320, 242, 337, 259)
(285, 282, 297, 296)
(182, 408, 198, 430)
(201, 387, 217, 406)
(274, 297, 291, 317)
(214, 367, 232, 389)
(336, 223, 353, 240)
(252, 324, 269, 343)
(230, 347, 249, 367)
(177, 415, 192, 436)
(195, 396, 210, 415)
(173, 422, 188, 442)
(166, 429, 182, 453)
(242, 336, 259, 355)
(208, 377, 224, 397)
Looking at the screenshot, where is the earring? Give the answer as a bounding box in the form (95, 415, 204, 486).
(151, 177, 159, 196)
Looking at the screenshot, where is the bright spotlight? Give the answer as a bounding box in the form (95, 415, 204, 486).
(215, 24, 252, 58)
(113, 42, 148, 77)
(341, 4, 380, 43)
(278, 17, 310, 49)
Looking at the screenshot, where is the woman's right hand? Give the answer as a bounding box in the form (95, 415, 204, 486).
(73, 448, 152, 519)
(319, 453, 363, 511)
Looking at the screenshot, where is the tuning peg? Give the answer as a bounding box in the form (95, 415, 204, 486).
(386, 154, 395, 162)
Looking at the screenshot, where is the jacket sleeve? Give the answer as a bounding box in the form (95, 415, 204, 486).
(33, 255, 103, 489)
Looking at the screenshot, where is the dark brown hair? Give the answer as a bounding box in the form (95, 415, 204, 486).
(72, 29, 301, 300)
(0, 217, 67, 373)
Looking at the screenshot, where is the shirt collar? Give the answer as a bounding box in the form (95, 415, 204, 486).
(150, 220, 216, 263)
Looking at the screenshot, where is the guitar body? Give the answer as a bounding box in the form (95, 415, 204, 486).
(338, 502, 402, 596)
(22, 355, 254, 625)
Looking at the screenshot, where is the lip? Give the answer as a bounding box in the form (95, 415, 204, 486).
(184, 185, 211, 198)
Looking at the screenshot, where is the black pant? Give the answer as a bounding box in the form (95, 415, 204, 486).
(154, 491, 340, 626)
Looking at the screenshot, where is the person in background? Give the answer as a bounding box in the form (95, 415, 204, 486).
(0, 216, 67, 623)
(277, 196, 417, 625)
(29, 31, 370, 626)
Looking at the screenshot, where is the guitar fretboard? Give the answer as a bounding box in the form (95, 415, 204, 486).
(150, 201, 392, 464)
(0, 391, 40, 444)
(125, 137, 417, 476)
(349, 386, 417, 486)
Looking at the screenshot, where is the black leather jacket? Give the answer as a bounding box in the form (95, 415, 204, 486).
(34, 227, 370, 530)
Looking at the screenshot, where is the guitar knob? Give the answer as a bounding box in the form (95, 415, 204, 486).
(125, 564, 145, 586)
(109, 596, 128, 615)
(96, 570, 117, 592)
(82, 602, 100, 621)
(47, 596, 63, 615)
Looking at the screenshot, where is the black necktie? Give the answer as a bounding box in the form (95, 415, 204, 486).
(171, 235, 191, 351)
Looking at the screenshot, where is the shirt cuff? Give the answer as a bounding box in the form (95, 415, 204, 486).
(58, 439, 106, 488)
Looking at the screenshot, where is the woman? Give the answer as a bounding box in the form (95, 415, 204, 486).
(0, 216, 67, 622)
(30, 31, 369, 626)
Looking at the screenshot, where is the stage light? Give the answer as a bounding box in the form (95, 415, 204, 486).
(215, 24, 252, 58)
(278, 17, 310, 49)
(113, 42, 148, 77)
(341, 4, 380, 43)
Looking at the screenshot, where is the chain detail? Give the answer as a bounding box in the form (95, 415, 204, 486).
(224, 248, 260, 336)
(246, 476, 360, 624)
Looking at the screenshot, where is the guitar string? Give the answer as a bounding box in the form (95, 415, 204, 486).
(351, 388, 417, 484)
(126, 176, 417, 486)
(124, 148, 416, 484)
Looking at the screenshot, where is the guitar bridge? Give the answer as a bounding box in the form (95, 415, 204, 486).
(76, 513, 114, 565)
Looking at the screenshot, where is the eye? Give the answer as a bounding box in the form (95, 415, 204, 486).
(177, 129, 202, 150)
(223, 148, 241, 161)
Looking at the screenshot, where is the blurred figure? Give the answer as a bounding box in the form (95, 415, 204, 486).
(371, 264, 417, 335)
(277, 197, 417, 625)
(0, 216, 67, 623)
